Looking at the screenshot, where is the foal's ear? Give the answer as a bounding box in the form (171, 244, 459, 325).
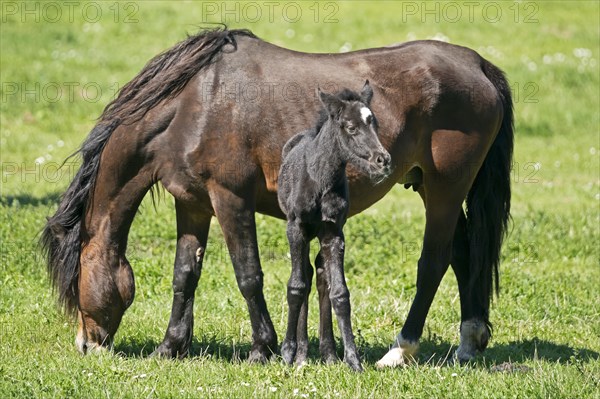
(360, 80, 373, 105)
(318, 88, 344, 118)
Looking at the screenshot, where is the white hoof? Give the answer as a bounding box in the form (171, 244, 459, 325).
(376, 336, 419, 368)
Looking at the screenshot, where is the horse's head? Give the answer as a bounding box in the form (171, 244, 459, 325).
(318, 81, 392, 183)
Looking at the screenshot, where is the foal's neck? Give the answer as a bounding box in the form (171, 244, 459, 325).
(307, 119, 347, 188)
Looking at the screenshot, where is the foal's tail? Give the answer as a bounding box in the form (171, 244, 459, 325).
(40, 26, 254, 315)
(466, 59, 514, 325)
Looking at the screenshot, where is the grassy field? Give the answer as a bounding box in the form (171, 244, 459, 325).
(1, 1, 599, 398)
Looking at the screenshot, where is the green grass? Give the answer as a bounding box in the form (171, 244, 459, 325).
(1, 1, 599, 398)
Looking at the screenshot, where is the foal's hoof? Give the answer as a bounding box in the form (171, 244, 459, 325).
(295, 344, 309, 366)
(345, 353, 363, 372)
(280, 340, 297, 365)
(321, 351, 340, 365)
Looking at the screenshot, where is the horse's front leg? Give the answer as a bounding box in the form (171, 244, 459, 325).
(210, 185, 277, 363)
(152, 200, 211, 358)
(319, 224, 362, 372)
(281, 218, 311, 365)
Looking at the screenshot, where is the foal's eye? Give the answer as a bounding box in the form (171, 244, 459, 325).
(346, 125, 357, 134)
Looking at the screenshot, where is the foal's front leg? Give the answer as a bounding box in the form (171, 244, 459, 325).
(320, 225, 362, 372)
(281, 219, 310, 365)
(295, 258, 313, 365)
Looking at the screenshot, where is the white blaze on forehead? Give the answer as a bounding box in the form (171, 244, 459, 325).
(360, 107, 372, 124)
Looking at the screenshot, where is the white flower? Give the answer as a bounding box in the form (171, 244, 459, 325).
(339, 42, 352, 53)
(430, 32, 449, 42)
(573, 48, 592, 58)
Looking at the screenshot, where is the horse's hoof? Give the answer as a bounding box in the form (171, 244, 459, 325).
(376, 337, 419, 368)
(280, 340, 297, 365)
(455, 319, 490, 362)
(150, 345, 175, 359)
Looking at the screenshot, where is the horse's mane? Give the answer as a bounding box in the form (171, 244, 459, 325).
(102, 26, 256, 124)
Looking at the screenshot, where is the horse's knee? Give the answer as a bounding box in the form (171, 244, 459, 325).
(237, 273, 264, 300)
(172, 248, 203, 295)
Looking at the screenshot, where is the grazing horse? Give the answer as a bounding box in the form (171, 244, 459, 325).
(41, 27, 513, 366)
(278, 82, 391, 371)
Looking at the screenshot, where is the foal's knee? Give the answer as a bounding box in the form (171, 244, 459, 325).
(287, 280, 308, 305)
(329, 286, 350, 312)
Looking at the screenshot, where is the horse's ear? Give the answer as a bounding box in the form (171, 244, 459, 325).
(360, 80, 373, 105)
(318, 89, 343, 118)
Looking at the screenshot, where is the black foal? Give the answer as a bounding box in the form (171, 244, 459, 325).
(277, 81, 391, 371)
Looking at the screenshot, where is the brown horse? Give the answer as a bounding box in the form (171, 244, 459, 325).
(42, 27, 513, 366)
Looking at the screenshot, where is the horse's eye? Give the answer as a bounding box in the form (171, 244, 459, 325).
(346, 125, 357, 134)
(366, 115, 372, 125)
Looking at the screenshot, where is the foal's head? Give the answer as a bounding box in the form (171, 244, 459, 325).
(318, 81, 391, 183)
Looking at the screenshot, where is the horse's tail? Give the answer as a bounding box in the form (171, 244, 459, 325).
(40, 26, 254, 315)
(465, 58, 514, 326)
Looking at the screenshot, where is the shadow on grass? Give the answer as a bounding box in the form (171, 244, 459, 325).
(382, 337, 600, 367)
(114, 335, 598, 368)
(114, 336, 255, 362)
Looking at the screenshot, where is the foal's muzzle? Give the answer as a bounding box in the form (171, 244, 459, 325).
(370, 151, 392, 183)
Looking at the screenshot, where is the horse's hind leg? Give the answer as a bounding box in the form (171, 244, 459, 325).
(152, 200, 211, 358)
(377, 186, 462, 368)
(451, 211, 490, 362)
(209, 185, 277, 363)
(315, 250, 338, 364)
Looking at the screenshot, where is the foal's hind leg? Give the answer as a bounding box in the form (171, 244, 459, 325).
(451, 211, 491, 362)
(152, 201, 211, 358)
(210, 185, 277, 363)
